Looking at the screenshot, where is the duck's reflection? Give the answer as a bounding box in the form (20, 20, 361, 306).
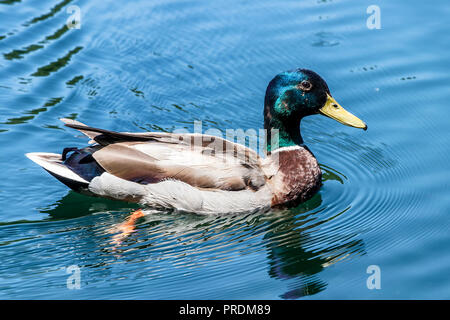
(40, 187, 365, 299)
(263, 193, 365, 298)
(40, 191, 140, 220)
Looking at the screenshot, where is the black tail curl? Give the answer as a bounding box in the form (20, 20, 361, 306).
(62, 146, 105, 182)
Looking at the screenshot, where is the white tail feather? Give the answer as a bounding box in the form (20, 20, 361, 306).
(25, 152, 88, 184)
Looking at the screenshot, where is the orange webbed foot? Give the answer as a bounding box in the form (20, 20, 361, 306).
(110, 209, 145, 246)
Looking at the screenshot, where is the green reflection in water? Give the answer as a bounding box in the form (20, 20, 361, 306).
(4, 25, 70, 60)
(2, 97, 63, 125)
(4, 44, 43, 60)
(40, 191, 140, 221)
(24, 0, 73, 26)
(66, 75, 83, 87)
(31, 46, 83, 77)
(320, 163, 347, 184)
(264, 194, 365, 298)
(0, 0, 22, 4)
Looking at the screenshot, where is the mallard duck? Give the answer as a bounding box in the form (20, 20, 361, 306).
(26, 69, 366, 214)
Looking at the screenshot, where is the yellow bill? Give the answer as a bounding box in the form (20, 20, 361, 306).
(319, 94, 367, 130)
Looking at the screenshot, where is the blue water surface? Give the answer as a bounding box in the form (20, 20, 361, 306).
(0, 0, 449, 299)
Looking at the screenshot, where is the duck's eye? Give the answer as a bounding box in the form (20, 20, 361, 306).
(299, 80, 312, 91)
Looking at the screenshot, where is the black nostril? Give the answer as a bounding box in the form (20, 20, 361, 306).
(333, 104, 339, 109)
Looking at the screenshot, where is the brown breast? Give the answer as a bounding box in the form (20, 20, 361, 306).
(266, 146, 322, 207)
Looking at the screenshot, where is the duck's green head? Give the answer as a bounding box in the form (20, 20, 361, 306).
(264, 69, 367, 151)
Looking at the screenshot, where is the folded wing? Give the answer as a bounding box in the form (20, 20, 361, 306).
(62, 119, 267, 192)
